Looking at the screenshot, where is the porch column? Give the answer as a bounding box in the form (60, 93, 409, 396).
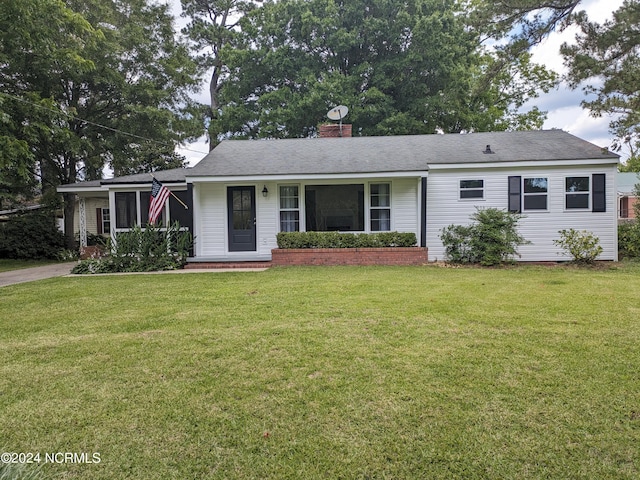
(78, 197, 87, 248)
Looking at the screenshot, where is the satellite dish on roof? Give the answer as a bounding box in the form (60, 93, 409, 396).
(327, 105, 349, 121)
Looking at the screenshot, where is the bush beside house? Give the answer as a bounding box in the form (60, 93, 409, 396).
(440, 208, 528, 266)
(0, 210, 66, 259)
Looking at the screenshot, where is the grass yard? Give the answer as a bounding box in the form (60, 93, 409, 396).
(1, 264, 639, 479)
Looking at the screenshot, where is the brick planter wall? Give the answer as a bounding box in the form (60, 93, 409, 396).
(271, 247, 428, 266)
(80, 245, 105, 260)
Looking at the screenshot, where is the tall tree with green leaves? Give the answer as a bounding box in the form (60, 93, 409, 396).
(0, 0, 203, 246)
(561, 0, 640, 158)
(0, 0, 96, 208)
(180, 0, 261, 148)
(216, 0, 555, 139)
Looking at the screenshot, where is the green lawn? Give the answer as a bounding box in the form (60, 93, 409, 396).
(1, 265, 639, 479)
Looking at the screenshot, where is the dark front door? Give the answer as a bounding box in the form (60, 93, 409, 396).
(228, 186, 256, 252)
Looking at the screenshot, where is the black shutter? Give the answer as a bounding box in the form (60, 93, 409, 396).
(508, 176, 521, 213)
(96, 208, 103, 235)
(592, 174, 606, 212)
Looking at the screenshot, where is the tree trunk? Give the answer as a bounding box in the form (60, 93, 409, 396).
(63, 193, 77, 250)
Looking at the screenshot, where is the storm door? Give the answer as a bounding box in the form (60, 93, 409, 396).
(227, 186, 256, 252)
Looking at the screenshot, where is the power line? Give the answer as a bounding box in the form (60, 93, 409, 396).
(0, 91, 210, 156)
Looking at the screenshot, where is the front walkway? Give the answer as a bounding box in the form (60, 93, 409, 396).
(0, 262, 78, 288)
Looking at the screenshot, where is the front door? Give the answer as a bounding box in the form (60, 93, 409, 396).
(227, 186, 256, 252)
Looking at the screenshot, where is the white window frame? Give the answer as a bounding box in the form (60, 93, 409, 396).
(522, 177, 549, 211)
(278, 184, 300, 232)
(565, 176, 590, 210)
(101, 208, 111, 235)
(369, 182, 391, 231)
(458, 179, 484, 200)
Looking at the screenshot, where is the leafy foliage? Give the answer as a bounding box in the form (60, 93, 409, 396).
(216, 0, 554, 139)
(618, 222, 640, 259)
(0, 210, 66, 259)
(0, 0, 204, 245)
(553, 228, 603, 264)
(440, 208, 528, 266)
(180, 0, 260, 147)
(561, 1, 640, 156)
(276, 231, 417, 249)
(71, 222, 193, 274)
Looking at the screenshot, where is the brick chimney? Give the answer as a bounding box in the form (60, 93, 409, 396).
(319, 123, 352, 138)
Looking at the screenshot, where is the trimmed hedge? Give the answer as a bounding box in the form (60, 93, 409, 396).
(276, 231, 417, 249)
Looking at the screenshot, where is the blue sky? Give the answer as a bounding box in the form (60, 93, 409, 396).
(170, 0, 628, 165)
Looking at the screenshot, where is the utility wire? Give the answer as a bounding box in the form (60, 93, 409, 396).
(0, 91, 210, 155)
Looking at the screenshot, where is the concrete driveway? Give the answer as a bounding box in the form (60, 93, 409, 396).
(0, 262, 77, 287)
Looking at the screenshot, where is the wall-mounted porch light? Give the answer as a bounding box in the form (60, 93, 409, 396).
(262, 185, 269, 197)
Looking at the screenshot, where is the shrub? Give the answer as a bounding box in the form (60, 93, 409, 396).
(0, 209, 66, 259)
(276, 231, 417, 249)
(71, 222, 193, 274)
(440, 208, 528, 266)
(618, 222, 640, 259)
(553, 229, 603, 264)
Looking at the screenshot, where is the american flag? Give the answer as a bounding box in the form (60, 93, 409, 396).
(149, 178, 170, 223)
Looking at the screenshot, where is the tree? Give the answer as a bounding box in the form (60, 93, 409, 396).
(217, 0, 555, 139)
(0, 0, 96, 208)
(561, 1, 640, 157)
(180, 0, 261, 148)
(0, 0, 203, 246)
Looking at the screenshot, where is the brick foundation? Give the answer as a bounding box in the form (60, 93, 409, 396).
(271, 247, 428, 266)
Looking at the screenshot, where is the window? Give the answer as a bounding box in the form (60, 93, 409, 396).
(115, 192, 137, 228)
(279, 185, 300, 232)
(565, 177, 590, 209)
(523, 177, 548, 210)
(114, 191, 165, 229)
(305, 184, 364, 231)
(96, 208, 110, 235)
(370, 183, 391, 231)
(459, 179, 484, 199)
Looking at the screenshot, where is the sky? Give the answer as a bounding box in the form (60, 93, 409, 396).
(171, 0, 628, 166)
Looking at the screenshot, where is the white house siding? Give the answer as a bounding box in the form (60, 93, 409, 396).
(426, 165, 618, 262)
(257, 182, 279, 256)
(193, 183, 227, 258)
(194, 182, 277, 260)
(391, 178, 419, 234)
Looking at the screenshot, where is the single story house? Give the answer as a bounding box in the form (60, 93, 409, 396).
(58, 129, 620, 263)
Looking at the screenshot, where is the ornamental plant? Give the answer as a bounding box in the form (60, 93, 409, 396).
(440, 208, 528, 266)
(553, 229, 603, 264)
(71, 222, 193, 274)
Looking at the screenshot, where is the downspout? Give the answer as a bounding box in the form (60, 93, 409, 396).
(420, 177, 427, 248)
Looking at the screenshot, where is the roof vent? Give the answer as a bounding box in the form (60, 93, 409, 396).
(483, 144, 494, 154)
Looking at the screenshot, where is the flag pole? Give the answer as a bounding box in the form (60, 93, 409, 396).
(149, 173, 188, 210)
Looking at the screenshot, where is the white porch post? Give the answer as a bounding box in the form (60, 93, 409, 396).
(79, 197, 87, 248)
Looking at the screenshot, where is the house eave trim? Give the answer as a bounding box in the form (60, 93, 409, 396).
(186, 171, 429, 184)
(427, 158, 619, 170)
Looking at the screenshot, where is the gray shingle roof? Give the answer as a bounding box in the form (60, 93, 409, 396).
(187, 130, 619, 178)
